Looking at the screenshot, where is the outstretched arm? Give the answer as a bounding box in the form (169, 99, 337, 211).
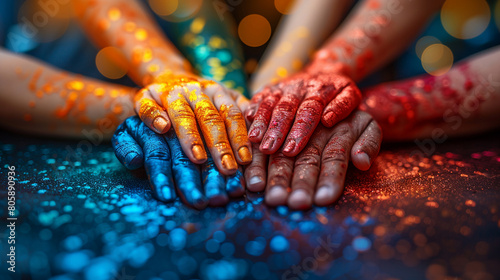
(307, 0, 445, 81)
(361, 46, 500, 141)
(0, 48, 135, 139)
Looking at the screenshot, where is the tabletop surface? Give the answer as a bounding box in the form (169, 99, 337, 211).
(0, 130, 499, 280)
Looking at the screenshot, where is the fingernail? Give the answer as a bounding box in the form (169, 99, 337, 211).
(260, 137, 276, 151)
(288, 189, 312, 210)
(221, 154, 238, 171)
(323, 111, 334, 126)
(125, 152, 141, 169)
(265, 186, 288, 206)
(314, 186, 334, 206)
(154, 173, 176, 201)
(356, 152, 371, 171)
(246, 109, 255, 119)
(249, 128, 260, 138)
(153, 117, 168, 133)
(192, 144, 207, 161)
(238, 146, 252, 163)
(247, 176, 264, 192)
(283, 139, 296, 154)
(191, 189, 208, 210)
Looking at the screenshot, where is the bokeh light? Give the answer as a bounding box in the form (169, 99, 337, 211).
(238, 14, 272, 47)
(421, 44, 454, 76)
(441, 0, 491, 39)
(18, 0, 72, 43)
(415, 36, 441, 59)
(95, 47, 128, 79)
(148, 0, 178, 16)
(156, 0, 203, 22)
(274, 0, 295, 14)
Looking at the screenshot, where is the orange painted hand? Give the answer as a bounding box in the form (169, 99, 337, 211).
(133, 74, 252, 175)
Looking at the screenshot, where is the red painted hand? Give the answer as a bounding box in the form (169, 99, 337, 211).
(246, 72, 362, 157)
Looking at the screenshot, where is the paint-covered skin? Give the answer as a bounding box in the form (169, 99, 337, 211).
(75, 0, 251, 172)
(112, 116, 246, 208)
(247, 72, 361, 157)
(360, 54, 500, 141)
(136, 75, 252, 175)
(245, 110, 382, 210)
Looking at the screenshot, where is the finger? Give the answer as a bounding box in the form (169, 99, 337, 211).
(245, 89, 267, 122)
(351, 116, 382, 171)
(112, 117, 144, 170)
(201, 149, 229, 207)
(226, 167, 245, 198)
(134, 87, 171, 134)
(165, 128, 208, 210)
(204, 82, 252, 165)
(265, 150, 294, 207)
(244, 142, 268, 192)
(259, 82, 303, 154)
(158, 82, 208, 165)
(281, 75, 350, 157)
(228, 89, 250, 113)
(288, 127, 330, 210)
(321, 83, 362, 127)
(314, 111, 373, 206)
(182, 81, 238, 175)
(247, 86, 283, 143)
(133, 122, 176, 202)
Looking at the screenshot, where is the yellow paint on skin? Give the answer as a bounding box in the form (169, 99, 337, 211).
(135, 28, 148, 41)
(108, 8, 121, 21)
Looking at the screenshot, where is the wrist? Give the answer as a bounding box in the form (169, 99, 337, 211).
(305, 51, 351, 78)
(141, 59, 194, 86)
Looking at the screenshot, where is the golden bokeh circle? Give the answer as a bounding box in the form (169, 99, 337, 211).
(415, 36, 442, 59)
(148, 0, 178, 16)
(159, 0, 202, 22)
(238, 14, 272, 47)
(96, 47, 128, 79)
(441, 0, 491, 39)
(275, 0, 295, 14)
(421, 44, 454, 76)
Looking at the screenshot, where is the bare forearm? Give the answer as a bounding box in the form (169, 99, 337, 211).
(74, 0, 191, 86)
(308, 0, 445, 81)
(0, 49, 135, 139)
(360, 46, 500, 141)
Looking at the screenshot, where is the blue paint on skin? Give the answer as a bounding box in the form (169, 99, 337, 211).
(164, 129, 208, 209)
(226, 169, 245, 197)
(112, 117, 176, 202)
(202, 151, 228, 205)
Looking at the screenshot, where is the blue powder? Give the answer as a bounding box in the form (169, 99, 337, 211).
(352, 236, 371, 252)
(270, 235, 289, 252)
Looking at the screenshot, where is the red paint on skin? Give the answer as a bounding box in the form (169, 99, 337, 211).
(248, 90, 282, 140)
(361, 62, 485, 139)
(260, 94, 302, 151)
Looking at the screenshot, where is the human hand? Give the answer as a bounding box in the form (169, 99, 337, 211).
(244, 110, 382, 210)
(246, 72, 362, 157)
(133, 74, 252, 175)
(112, 116, 245, 209)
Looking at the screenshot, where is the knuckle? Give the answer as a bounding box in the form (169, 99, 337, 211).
(295, 155, 320, 167)
(322, 148, 348, 164)
(246, 165, 266, 176)
(224, 107, 243, 119)
(147, 148, 170, 160)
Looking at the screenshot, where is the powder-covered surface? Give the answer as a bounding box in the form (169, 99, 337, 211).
(0, 131, 499, 280)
